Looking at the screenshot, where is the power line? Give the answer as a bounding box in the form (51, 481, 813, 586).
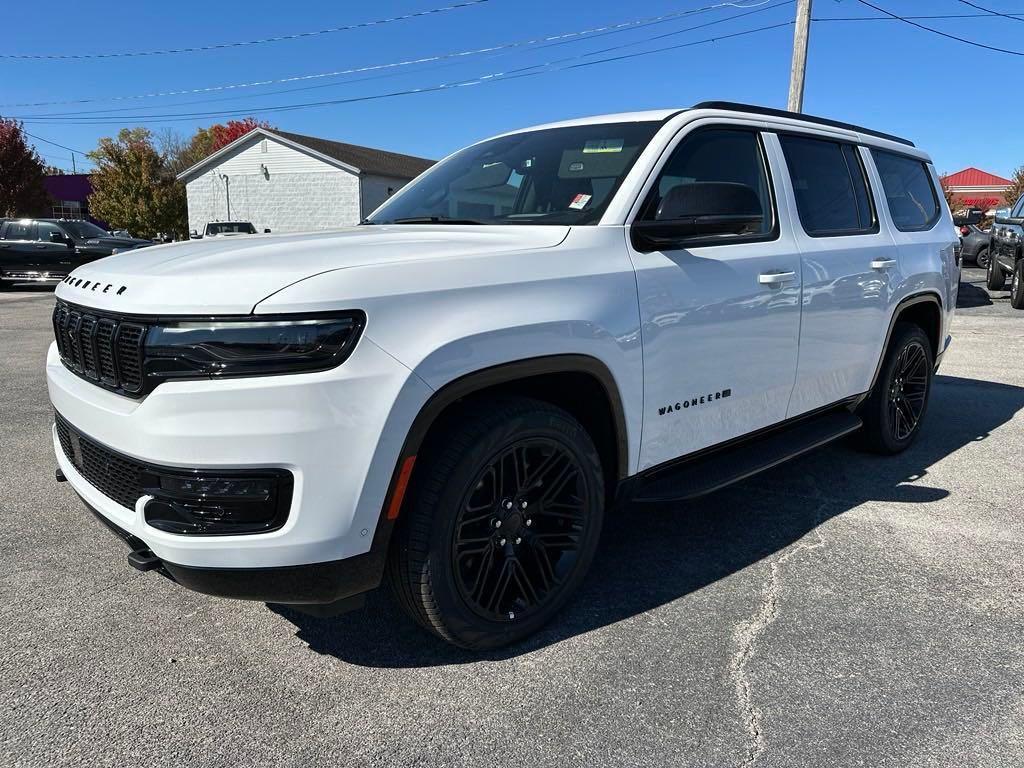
(20, 129, 87, 155)
(957, 0, 1024, 23)
(0, 0, 490, 60)
(14, 5, 793, 123)
(854, 0, 1024, 55)
(16, 20, 795, 127)
(1, 0, 781, 111)
(813, 12, 1024, 21)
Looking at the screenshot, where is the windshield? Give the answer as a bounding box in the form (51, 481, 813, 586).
(207, 222, 257, 235)
(59, 221, 109, 239)
(366, 122, 661, 226)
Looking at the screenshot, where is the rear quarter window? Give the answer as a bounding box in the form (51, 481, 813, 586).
(871, 150, 941, 232)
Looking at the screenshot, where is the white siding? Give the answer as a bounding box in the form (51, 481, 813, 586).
(184, 135, 363, 234)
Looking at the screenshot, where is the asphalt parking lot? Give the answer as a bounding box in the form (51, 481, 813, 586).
(1, 266, 1022, 768)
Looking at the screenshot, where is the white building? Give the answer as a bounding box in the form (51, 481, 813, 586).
(177, 128, 434, 234)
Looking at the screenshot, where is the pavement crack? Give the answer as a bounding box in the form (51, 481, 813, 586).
(729, 497, 830, 767)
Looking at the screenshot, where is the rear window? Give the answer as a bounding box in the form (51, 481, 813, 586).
(779, 135, 876, 237)
(871, 150, 941, 232)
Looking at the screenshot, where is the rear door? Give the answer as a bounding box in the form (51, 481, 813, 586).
(627, 123, 802, 469)
(770, 132, 897, 417)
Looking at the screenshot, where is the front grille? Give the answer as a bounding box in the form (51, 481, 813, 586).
(55, 413, 145, 511)
(53, 300, 147, 396)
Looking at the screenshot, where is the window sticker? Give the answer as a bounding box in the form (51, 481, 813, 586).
(583, 138, 624, 154)
(569, 193, 592, 210)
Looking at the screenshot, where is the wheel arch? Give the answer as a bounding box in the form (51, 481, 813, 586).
(381, 354, 630, 525)
(868, 292, 943, 393)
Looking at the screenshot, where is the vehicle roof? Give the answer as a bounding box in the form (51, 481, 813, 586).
(503, 101, 917, 152)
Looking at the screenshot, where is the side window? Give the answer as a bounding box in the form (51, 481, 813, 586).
(871, 149, 941, 232)
(2, 221, 34, 241)
(638, 128, 775, 243)
(1012, 196, 1024, 219)
(778, 134, 876, 237)
(36, 222, 63, 242)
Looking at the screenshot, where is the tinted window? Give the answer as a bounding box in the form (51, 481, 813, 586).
(1012, 196, 1024, 219)
(1, 221, 34, 241)
(36, 222, 64, 242)
(780, 135, 876, 236)
(871, 150, 941, 232)
(639, 128, 774, 239)
(367, 122, 660, 226)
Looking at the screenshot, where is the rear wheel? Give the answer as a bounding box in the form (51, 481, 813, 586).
(858, 323, 933, 454)
(975, 247, 990, 270)
(387, 396, 605, 649)
(987, 254, 1006, 290)
(1011, 260, 1024, 310)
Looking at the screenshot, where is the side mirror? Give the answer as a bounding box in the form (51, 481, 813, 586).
(189, 230, 201, 239)
(49, 231, 67, 244)
(633, 182, 764, 251)
(263, 228, 271, 234)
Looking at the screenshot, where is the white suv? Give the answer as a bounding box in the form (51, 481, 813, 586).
(48, 102, 956, 649)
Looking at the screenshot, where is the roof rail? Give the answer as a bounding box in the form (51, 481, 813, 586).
(691, 101, 915, 148)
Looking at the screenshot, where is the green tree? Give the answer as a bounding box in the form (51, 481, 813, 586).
(1001, 166, 1024, 211)
(0, 118, 51, 217)
(87, 128, 186, 239)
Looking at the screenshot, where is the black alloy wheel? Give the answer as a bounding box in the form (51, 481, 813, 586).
(858, 322, 934, 454)
(452, 439, 589, 623)
(388, 396, 605, 649)
(887, 339, 929, 442)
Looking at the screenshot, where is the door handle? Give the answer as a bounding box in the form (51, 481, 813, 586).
(758, 270, 797, 286)
(871, 258, 897, 270)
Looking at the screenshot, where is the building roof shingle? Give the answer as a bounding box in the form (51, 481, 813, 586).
(275, 130, 434, 179)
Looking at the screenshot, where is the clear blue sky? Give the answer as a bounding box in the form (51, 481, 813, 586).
(3, 0, 1020, 177)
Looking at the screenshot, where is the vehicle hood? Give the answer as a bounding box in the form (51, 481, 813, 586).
(55, 225, 570, 314)
(76, 236, 152, 253)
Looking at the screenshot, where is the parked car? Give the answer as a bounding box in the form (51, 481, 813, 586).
(0, 218, 150, 288)
(988, 196, 1024, 308)
(47, 102, 956, 649)
(191, 221, 261, 238)
(959, 224, 991, 268)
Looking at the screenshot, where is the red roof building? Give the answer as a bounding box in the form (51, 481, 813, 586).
(941, 167, 1014, 211)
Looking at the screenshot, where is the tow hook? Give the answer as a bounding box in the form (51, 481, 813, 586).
(55, 468, 67, 483)
(127, 548, 162, 572)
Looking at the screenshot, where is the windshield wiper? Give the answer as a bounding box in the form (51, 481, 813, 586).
(389, 216, 486, 225)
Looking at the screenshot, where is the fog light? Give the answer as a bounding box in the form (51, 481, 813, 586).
(142, 469, 292, 535)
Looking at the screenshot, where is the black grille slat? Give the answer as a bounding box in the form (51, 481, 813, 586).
(55, 414, 144, 510)
(53, 300, 150, 397)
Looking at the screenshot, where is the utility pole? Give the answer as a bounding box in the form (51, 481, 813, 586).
(219, 173, 231, 220)
(71, 152, 76, 173)
(787, 0, 813, 113)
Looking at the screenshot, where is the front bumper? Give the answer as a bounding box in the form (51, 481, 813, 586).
(47, 335, 432, 583)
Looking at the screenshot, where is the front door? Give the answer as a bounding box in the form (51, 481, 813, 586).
(32, 221, 75, 275)
(627, 125, 802, 471)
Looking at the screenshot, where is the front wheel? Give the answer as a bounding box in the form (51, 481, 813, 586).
(387, 396, 605, 649)
(1011, 260, 1024, 309)
(858, 323, 934, 454)
(987, 254, 1006, 290)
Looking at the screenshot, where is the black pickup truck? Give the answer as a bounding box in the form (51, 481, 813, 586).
(987, 195, 1024, 308)
(0, 219, 151, 288)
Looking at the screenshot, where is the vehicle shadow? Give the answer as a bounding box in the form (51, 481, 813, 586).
(270, 374, 1024, 668)
(957, 279, 993, 308)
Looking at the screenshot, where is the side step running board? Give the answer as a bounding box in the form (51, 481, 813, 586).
(631, 409, 862, 503)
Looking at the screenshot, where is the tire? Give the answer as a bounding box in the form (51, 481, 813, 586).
(975, 247, 990, 270)
(987, 253, 1006, 290)
(858, 323, 934, 455)
(387, 396, 605, 649)
(1011, 260, 1024, 310)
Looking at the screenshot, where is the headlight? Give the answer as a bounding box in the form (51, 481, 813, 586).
(143, 312, 365, 382)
